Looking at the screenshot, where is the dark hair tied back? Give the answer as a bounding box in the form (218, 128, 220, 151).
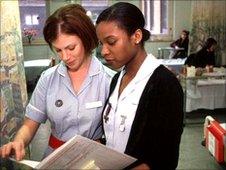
(96, 2, 150, 46)
(142, 28, 151, 42)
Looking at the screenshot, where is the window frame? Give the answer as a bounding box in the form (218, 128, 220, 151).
(140, 0, 173, 42)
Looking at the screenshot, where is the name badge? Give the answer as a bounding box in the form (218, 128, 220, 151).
(85, 101, 103, 109)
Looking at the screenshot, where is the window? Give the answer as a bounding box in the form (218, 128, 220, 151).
(141, 0, 173, 41)
(19, 0, 47, 43)
(25, 14, 39, 25)
(81, 0, 108, 24)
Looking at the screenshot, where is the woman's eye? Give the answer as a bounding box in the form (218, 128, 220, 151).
(55, 49, 61, 53)
(68, 45, 75, 51)
(107, 39, 116, 45)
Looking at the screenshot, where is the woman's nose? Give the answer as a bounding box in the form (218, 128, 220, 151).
(101, 45, 110, 57)
(61, 50, 70, 61)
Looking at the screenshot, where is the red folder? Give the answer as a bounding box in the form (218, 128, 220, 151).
(206, 120, 226, 163)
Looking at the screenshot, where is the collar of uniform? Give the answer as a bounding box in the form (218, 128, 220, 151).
(129, 54, 160, 84)
(57, 61, 67, 77)
(88, 56, 101, 77)
(57, 56, 101, 77)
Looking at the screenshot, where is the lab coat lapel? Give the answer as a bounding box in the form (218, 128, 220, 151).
(125, 72, 156, 155)
(119, 81, 136, 102)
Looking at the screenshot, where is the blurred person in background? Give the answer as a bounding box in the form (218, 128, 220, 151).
(170, 29, 190, 59)
(185, 37, 217, 68)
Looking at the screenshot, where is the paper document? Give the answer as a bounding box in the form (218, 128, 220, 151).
(9, 157, 40, 169)
(11, 135, 136, 169)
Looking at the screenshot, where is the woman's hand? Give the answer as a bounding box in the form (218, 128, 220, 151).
(132, 163, 150, 170)
(0, 118, 40, 161)
(0, 139, 25, 161)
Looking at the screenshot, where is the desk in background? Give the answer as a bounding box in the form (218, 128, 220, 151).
(180, 69, 226, 113)
(186, 79, 226, 112)
(158, 47, 184, 59)
(24, 59, 51, 93)
(158, 58, 186, 74)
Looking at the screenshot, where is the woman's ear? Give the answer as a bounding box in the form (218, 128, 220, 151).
(132, 29, 143, 45)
